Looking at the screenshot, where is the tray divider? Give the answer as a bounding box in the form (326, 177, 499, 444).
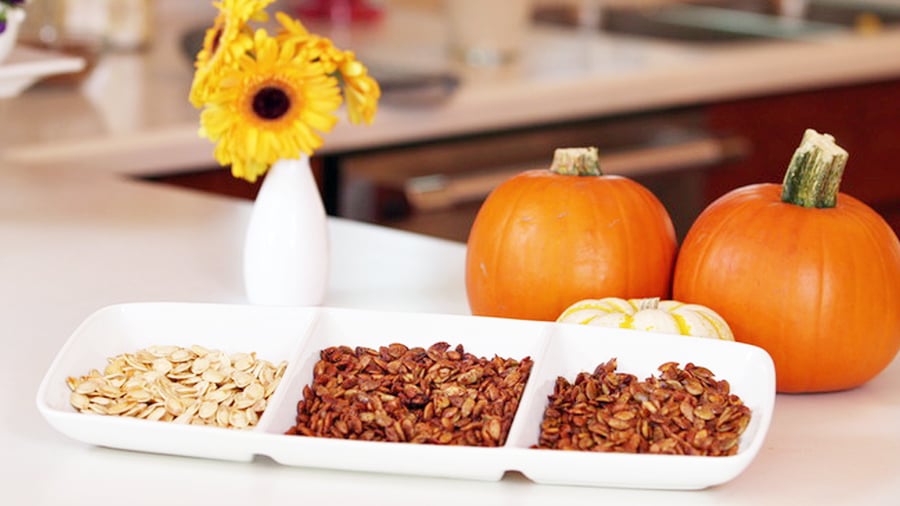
(252, 306, 327, 434)
(498, 323, 556, 477)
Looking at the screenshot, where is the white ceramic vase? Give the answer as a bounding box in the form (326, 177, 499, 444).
(0, 7, 26, 64)
(243, 156, 329, 306)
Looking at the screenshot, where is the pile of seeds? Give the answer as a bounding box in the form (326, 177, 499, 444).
(66, 345, 287, 429)
(535, 358, 751, 456)
(285, 342, 533, 446)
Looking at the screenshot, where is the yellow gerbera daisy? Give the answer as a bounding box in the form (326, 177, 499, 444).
(338, 54, 380, 125)
(199, 29, 343, 182)
(273, 12, 380, 124)
(274, 11, 310, 40)
(190, 0, 275, 107)
(274, 12, 345, 73)
(191, 3, 380, 182)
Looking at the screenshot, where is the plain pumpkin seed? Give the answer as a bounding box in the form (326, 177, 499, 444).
(66, 345, 287, 429)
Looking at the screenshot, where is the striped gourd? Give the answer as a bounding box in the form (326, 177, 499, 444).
(557, 297, 734, 340)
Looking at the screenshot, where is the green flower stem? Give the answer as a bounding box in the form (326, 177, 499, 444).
(781, 129, 849, 208)
(550, 147, 603, 176)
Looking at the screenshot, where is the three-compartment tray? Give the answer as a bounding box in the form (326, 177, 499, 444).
(37, 302, 775, 490)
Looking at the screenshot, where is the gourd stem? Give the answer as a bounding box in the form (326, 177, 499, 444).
(635, 297, 660, 310)
(550, 147, 603, 176)
(781, 129, 848, 208)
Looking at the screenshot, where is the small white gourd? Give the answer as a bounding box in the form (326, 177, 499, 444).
(557, 297, 734, 340)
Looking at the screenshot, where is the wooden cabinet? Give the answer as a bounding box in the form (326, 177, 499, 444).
(348, 77, 900, 241)
(147, 78, 900, 241)
(704, 78, 900, 234)
(335, 109, 740, 242)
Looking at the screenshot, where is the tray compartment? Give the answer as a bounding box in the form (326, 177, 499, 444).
(36, 302, 318, 461)
(506, 322, 776, 489)
(259, 307, 552, 480)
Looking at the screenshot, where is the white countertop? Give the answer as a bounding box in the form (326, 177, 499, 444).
(2, 149, 900, 503)
(3, 0, 900, 176)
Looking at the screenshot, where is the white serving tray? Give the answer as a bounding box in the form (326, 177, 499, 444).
(37, 303, 775, 490)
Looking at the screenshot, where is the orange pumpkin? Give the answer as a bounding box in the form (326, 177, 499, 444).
(466, 147, 676, 321)
(673, 129, 900, 393)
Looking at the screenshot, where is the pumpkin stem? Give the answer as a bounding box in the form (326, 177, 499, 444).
(550, 147, 603, 176)
(781, 129, 848, 208)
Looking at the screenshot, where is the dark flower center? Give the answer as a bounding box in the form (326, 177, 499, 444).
(252, 86, 291, 120)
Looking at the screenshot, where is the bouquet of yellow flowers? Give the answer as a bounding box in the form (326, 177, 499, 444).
(190, 0, 380, 182)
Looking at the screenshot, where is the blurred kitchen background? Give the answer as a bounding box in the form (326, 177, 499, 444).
(4, 0, 899, 242)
